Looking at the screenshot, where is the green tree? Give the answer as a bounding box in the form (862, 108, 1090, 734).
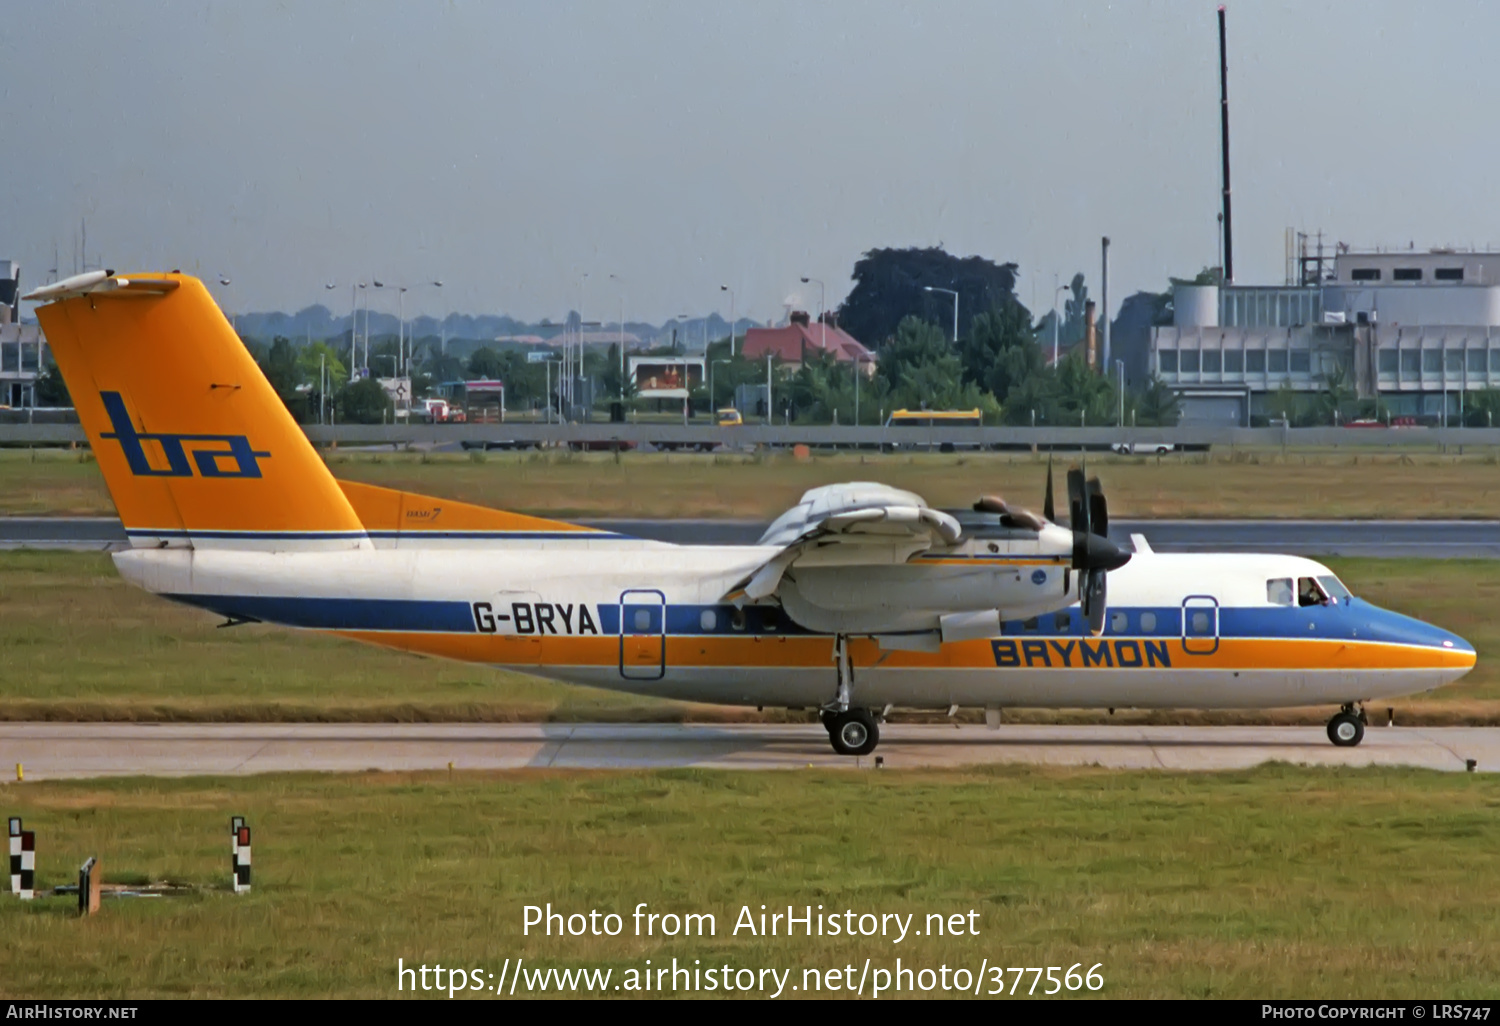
(296, 342, 348, 391)
(836, 247, 1020, 347)
(34, 357, 71, 407)
(960, 299, 1041, 401)
(875, 316, 996, 416)
(1133, 376, 1181, 427)
(259, 336, 302, 398)
(336, 377, 394, 424)
(466, 347, 504, 379)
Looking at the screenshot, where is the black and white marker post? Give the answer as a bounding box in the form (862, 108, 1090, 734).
(233, 824, 251, 894)
(8, 817, 20, 896)
(18, 829, 35, 901)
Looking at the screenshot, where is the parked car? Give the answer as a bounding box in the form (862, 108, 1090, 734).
(1111, 442, 1176, 455)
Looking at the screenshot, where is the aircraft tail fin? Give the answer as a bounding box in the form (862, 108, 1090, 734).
(27, 271, 367, 549)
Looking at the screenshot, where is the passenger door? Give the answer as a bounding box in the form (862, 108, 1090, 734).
(618, 589, 667, 680)
(1181, 595, 1220, 656)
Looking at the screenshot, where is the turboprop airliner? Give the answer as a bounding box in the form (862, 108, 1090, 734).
(25, 271, 1475, 756)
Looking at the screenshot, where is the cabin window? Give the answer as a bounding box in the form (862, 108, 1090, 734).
(730, 608, 747, 631)
(1139, 611, 1157, 632)
(633, 609, 652, 631)
(1023, 617, 1040, 632)
(1190, 611, 1211, 633)
(1297, 577, 1330, 607)
(1110, 611, 1128, 634)
(1267, 578, 1294, 606)
(762, 610, 779, 631)
(1054, 612, 1070, 632)
(1316, 575, 1352, 603)
(700, 610, 717, 631)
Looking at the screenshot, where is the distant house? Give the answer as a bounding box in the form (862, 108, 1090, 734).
(742, 312, 875, 376)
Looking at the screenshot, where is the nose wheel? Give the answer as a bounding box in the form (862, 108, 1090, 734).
(825, 708, 880, 756)
(1327, 706, 1366, 747)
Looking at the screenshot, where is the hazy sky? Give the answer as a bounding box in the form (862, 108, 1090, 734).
(7, 0, 1499, 327)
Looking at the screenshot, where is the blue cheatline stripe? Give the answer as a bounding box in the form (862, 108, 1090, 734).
(159, 593, 1462, 652)
(166, 594, 477, 632)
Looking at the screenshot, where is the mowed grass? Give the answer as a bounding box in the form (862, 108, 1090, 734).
(1, 766, 1498, 998)
(0, 551, 1496, 723)
(8, 446, 1500, 519)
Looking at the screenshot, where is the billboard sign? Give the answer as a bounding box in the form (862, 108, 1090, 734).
(628, 357, 704, 399)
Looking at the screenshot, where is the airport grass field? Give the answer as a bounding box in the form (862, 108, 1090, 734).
(0, 550, 1497, 723)
(6, 446, 1500, 520)
(1, 765, 1497, 998)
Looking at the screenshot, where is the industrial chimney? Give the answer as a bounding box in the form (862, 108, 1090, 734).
(1084, 300, 1097, 370)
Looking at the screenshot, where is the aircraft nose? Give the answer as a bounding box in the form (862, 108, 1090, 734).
(1364, 602, 1475, 669)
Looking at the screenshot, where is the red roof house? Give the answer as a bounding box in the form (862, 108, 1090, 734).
(741, 312, 875, 375)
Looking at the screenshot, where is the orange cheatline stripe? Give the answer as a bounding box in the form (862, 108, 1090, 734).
(327, 631, 1473, 673)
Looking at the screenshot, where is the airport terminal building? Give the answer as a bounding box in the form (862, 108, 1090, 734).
(1152, 248, 1500, 425)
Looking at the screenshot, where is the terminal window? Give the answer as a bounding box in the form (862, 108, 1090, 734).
(1435, 267, 1465, 281)
(1179, 350, 1200, 373)
(1491, 350, 1500, 373)
(1423, 349, 1442, 373)
(1201, 350, 1221, 373)
(1378, 350, 1398, 375)
(1223, 350, 1243, 373)
(1267, 350, 1288, 374)
(1245, 350, 1266, 373)
(1350, 268, 1381, 281)
(1289, 350, 1311, 374)
(1446, 350, 1464, 374)
(1158, 351, 1178, 374)
(1393, 268, 1423, 282)
(1469, 349, 1486, 373)
(1402, 350, 1421, 375)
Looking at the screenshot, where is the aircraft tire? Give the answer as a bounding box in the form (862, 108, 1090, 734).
(1327, 711, 1365, 747)
(828, 710, 879, 756)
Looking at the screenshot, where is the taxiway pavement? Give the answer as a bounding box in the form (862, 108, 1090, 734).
(1, 723, 1494, 778)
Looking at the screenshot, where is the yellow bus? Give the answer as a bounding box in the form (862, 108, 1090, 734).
(883, 408, 984, 451)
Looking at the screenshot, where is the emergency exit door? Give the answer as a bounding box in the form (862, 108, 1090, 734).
(618, 589, 666, 680)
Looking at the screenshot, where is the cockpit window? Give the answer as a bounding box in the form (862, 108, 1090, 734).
(1317, 575, 1352, 603)
(1266, 578, 1294, 606)
(1297, 576, 1331, 607)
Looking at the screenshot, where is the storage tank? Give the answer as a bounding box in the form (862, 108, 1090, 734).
(1174, 284, 1219, 327)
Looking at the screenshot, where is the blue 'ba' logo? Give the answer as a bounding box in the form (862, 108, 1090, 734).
(1031, 569, 1048, 585)
(99, 391, 270, 479)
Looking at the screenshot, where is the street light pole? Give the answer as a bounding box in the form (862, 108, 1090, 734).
(720, 285, 736, 357)
(609, 274, 627, 402)
(923, 286, 959, 342)
(800, 277, 826, 352)
(1053, 280, 1070, 366)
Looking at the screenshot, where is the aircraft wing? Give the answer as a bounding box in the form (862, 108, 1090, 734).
(732, 495, 961, 602)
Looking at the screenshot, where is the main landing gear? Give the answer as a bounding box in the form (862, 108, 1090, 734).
(822, 634, 880, 756)
(1327, 704, 1367, 747)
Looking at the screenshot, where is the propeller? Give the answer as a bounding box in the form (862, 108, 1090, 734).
(973, 458, 1128, 635)
(1064, 462, 1130, 636)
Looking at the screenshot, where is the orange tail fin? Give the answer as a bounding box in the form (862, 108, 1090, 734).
(28, 271, 366, 549)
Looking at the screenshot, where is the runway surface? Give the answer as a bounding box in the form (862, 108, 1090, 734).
(1, 723, 1494, 778)
(5, 517, 1500, 557)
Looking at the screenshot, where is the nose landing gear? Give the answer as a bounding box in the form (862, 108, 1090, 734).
(1327, 705, 1367, 747)
(821, 634, 881, 756)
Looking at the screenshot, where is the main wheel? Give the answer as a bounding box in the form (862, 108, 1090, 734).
(1327, 711, 1365, 747)
(828, 710, 879, 756)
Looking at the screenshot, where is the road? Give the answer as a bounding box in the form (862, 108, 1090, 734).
(5, 517, 1500, 557)
(0, 723, 1493, 778)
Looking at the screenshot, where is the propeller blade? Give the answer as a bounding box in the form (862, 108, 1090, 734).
(1066, 467, 1087, 535)
(1086, 476, 1108, 537)
(1082, 569, 1108, 636)
(1043, 458, 1055, 522)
